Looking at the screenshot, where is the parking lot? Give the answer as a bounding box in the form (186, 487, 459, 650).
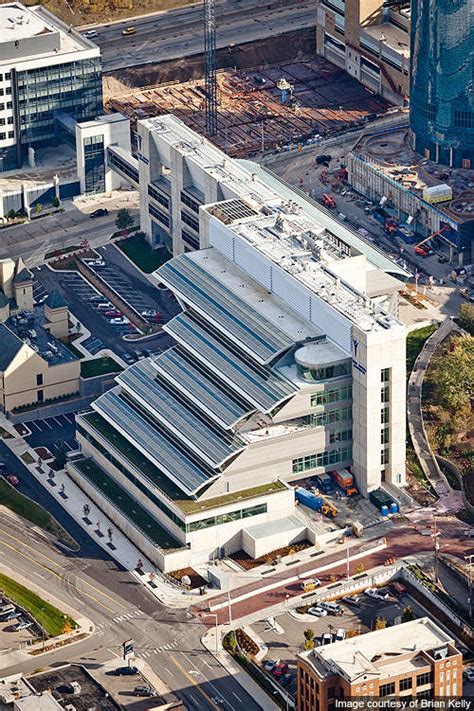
(0, 607, 38, 650)
(31, 247, 176, 360)
(20, 414, 78, 457)
(253, 588, 437, 701)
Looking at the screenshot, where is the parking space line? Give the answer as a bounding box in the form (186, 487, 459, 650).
(52, 416, 65, 427)
(30, 421, 43, 431)
(63, 414, 74, 424)
(42, 419, 53, 430)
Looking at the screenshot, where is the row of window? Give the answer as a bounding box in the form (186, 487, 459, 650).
(0, 117, 14, 126)
(181, 190, 200, 213)
(148, 184, 170, 209)
(292, 446, 352, 474)
(181, 210, 199, 232)
(297, 361, 351, 383)
(310, 385, 352, 407)
(379, 671, 433, 698)
(0, 73, 11, 82)
(182, 229, 199, 250)
(0, 102, 13, 112)
(0, 131, 14, 140)
(78, 424, 267, 533)
(149, 204, 170, 228)
(309, 406, 352, 427)
(107, 151, 139, 184)
(329, 429, 352, 444)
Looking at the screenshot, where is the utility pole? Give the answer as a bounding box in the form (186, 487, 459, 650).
(204, 0, 218, 136)
(432, 515, 441, 584)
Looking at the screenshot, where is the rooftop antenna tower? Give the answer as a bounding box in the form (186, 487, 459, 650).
(204, 0, 218, 136)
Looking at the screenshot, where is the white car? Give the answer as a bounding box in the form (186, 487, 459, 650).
(300, 578, 321, 591)
(141, 309, 157, 317)
(364, 588, 389, 601)
(14, 619, 33, 631)
(109, 318, 129, 325)
(464, 668, 474, 683)
(308, 606, 327, 617)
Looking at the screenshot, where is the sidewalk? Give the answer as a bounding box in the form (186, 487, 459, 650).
(407, 317, 463, 512)
(1, 422, 198, 609)
(201, 627, 281, 711)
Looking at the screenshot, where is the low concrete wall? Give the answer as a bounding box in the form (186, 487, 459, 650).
(437, 455, 474, 519)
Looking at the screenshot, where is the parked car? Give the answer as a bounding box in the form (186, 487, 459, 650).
(114, 666, 139, 676)
(464, 529, 474, 538)
(321, 633, 333, 645)
(141, 309, 157, 317)
(300, 578, 321, 592)
(342, 596, 360, 606)
(89, 295, 105, 303)
(134, 685, 155, 697)
(97, 302, 113, 311)
(272, 662, 289, 678)
(0, 604, 15, 615)
(105, 310, 122, 318)
(35, 294, 48, 305)
(308, 606, 327, 617)
(464, 668, 474, 683)
(437, 254, 448, 264)
(5, 475, 19, 487)
(90, 208, 108, 218)
(123, 353, 135, 365)
(364, 588, 389, 601)
(141, 349, 153, 358)
(335, 628, 346, 642)
(14, 619, 33, 631)
(109, 318, 128, 325)
(263, 659, 279, 672)
(319, 601, 342, 616)
(280, 673, 293, 688)
(2, 610, 21, 621)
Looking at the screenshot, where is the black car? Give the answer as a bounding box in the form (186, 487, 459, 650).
(90, 208, 108, 219)
(114, 666, 139, 676)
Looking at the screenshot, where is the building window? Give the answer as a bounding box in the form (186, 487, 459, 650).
(0, 133, 6, 140)
(36, 374, 43, 386)
(181, 190, 200, 213)
(381, 406, 389, 424)
(416, 672, 433, 687)
(292, 446, 352, 474)
(37, 389, 44, 403)
(381, 385, 390, 403)
(107, 149, 138, 184)
(297, 360, 351, 383)
(5, 73, 11, 81)
(181, 210, 199, 233)
(0, 119, 5, 126)
(381, 448, 389, 465)
(7, 116, 13, 124)
(5, 87, 11, 95)
(83, 134, 105, 194)
(309, 406, 352, 427)
(381, 427, 389, 445)
(149, 204, 170, 228)
(399, 677, 412, 691)
(148, 184, 170, 209)
(381, 368, 390, 382)
(181, 229, 199, 250)
(329, 429, 352, 444)
(379, 682, 395, 698)
(6, 102, 12, 109)
(311, 385, 351, 407)
(8, 131, 14, 138)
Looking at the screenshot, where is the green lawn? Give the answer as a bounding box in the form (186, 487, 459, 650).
(0, 478, 76, 548)
(61, 339, 83, 359)
(406, 325, 437, 374)
(118, 234, 171, 273)
(81, 357, 122, 379)
(0, 573, 75, 637)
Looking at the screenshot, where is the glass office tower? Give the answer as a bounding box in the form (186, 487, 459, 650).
(410, 0, 474, 168)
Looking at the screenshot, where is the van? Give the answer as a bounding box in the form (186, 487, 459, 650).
(335, 628, 346, 642)
(83, 30, 98, 39)
(319, 601, 342, 616)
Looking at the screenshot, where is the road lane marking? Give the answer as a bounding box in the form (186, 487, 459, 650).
(183, 654, 233, 711)
(232, 692, 242, 702)
(170, 654, 219, 711)
(0, 527, 62, 567)
(0, 540, 116, 613)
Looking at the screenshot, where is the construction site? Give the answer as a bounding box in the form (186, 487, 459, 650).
(106, 56, 389, 158)
(347, 127, 474, 259)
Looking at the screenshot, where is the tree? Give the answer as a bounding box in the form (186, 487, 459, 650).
(7, 209, 16, 220)
(459, 303, 474, 336)
(374, 617, 387, 630)
(433, 335, 474, 412)
(303, 628, 315, 650)
(51, 196, 60, 208)
(115, 208, 134, 231)
(34, 203, 43, 214)
(356, 562, 365, 574)
(402, 605, 414, 622)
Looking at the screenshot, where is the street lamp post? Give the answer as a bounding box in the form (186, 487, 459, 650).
(207, 613, 220, 654)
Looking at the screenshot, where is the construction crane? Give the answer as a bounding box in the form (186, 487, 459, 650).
(204, 0, 218, 136)
(415, 226, 457, 249)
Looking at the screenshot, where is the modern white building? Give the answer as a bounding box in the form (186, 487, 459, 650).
(0, 3, 102, 172)
(70, 115, 409, 573)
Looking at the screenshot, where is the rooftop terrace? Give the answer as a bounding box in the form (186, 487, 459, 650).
(7, 306, 77, 366)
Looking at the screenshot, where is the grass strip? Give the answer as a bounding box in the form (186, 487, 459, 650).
(0, 572, 75, 637)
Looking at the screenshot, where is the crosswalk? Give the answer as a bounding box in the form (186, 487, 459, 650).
(138, 637, 180, 658)
(94, 607, 181, 658)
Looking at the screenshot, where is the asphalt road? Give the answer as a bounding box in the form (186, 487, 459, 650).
(0, 456, 261, 711)
(84, 0, 318, 71)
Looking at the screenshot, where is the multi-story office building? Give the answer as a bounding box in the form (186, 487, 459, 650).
(314, 0, 410, 104)
(0, 3, 102, 171)
(297, 617, 463, 709)
(410, 0, 474, 168)
(71, 115, 408, 571)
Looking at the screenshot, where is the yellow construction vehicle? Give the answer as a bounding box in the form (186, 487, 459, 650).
(321, 497, 337, 518)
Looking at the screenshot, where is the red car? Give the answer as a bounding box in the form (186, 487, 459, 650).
(415, 246, 428, 257)
(105, 310, 122, 318)
(6, 475, 19, 487)
(273, 662, 289, 678)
